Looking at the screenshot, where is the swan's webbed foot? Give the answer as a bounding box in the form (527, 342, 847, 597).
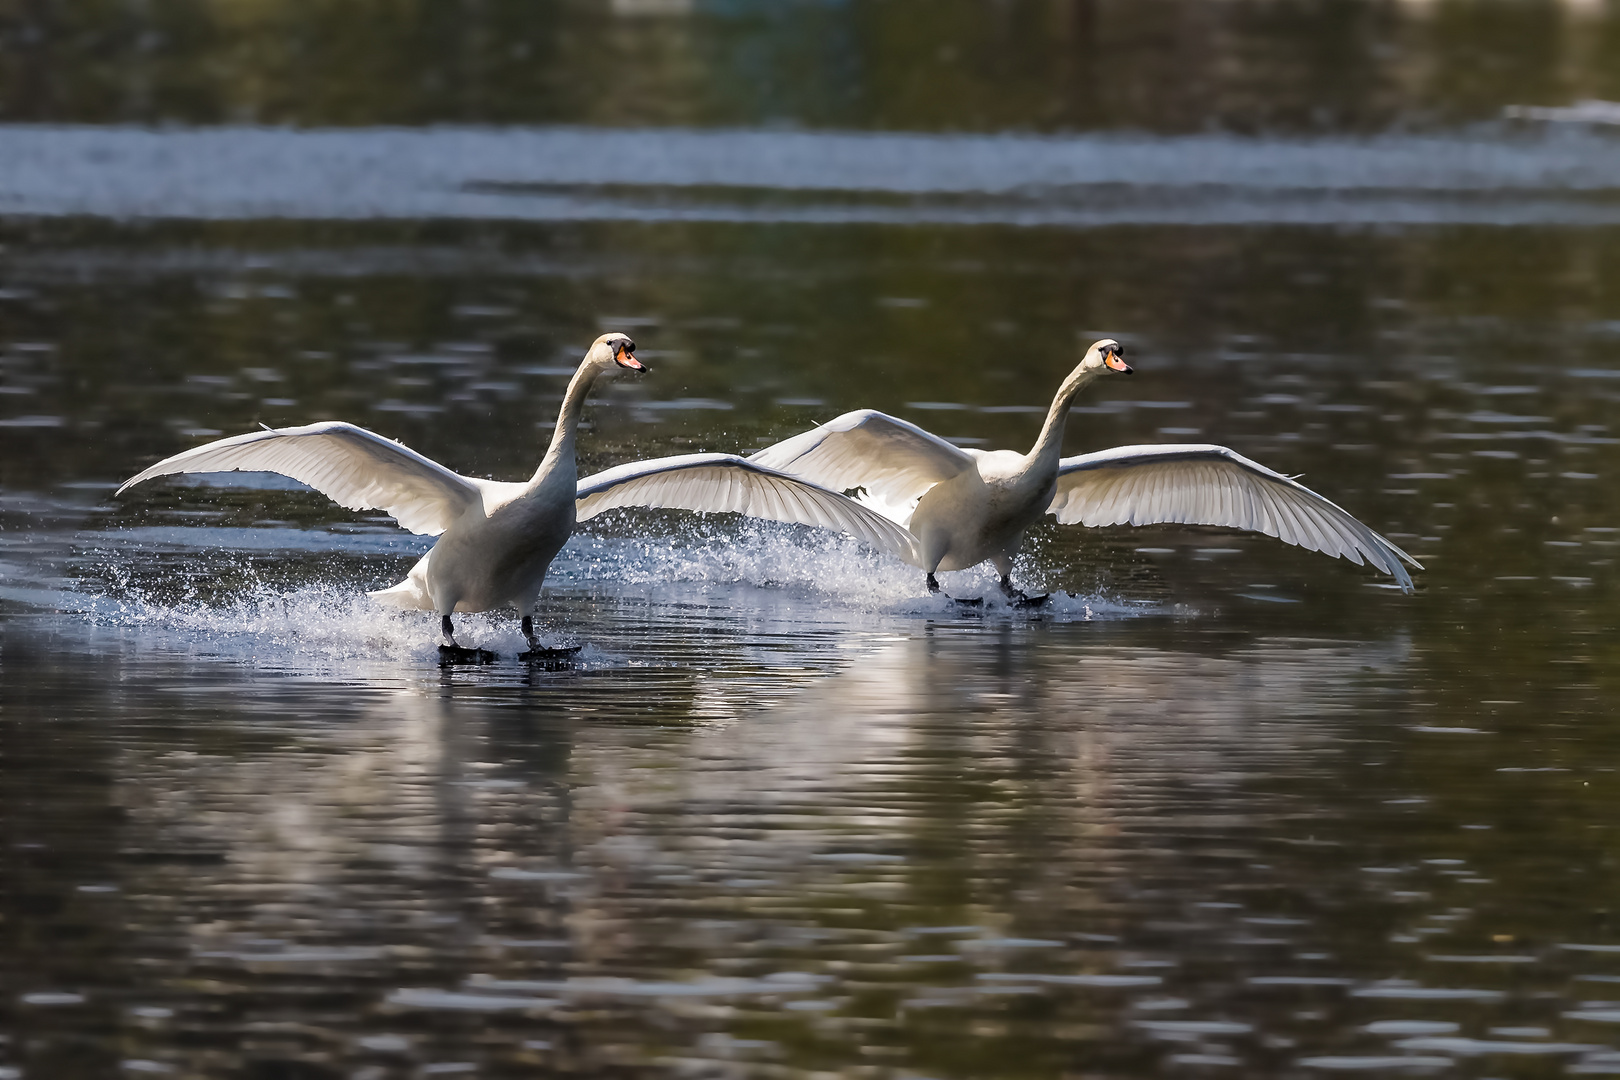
(440, 644, 498, 665)
(516, 614, 582, 666)
(438, 614, 496, 664)
(999, 575, 1049, 608)
(929, 572, 985, 607)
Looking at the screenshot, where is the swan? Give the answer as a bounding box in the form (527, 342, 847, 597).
(747, 338, 1420, 601)
(118, 333, 916, 661)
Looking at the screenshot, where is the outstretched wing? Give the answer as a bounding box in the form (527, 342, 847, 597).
(747, 410, 975, 519)
(576, 453, 920, 562)
(1050, 444, 1420, 592)
(117, 421, 482, 536)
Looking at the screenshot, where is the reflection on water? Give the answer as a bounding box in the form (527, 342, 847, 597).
(9, 602, 1620, 1077)
(0, 614, 1399, 1077)
(4, 0, 1620, 134)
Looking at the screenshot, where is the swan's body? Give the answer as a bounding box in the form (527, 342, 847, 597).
(750, 339, 1420, 597)
(368, 464, 574, 617)
(117, 333, 913, 655)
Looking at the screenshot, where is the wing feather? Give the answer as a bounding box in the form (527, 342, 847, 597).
(117, 421, 482, 536)
(747, 410, 975, 516)
(577, 452, 921, 562)
(1050, 444, 1419, 591)
(1268, 485, 1312, 551)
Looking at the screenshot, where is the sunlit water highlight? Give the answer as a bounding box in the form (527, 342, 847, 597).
(9, 125, 1620, 225)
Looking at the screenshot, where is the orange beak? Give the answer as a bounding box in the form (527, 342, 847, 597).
(615, 347, 647, 372)
(1104, 348, 1132, 374)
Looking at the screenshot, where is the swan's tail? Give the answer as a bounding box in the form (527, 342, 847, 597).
(368, 555, 435, 611)
(369, 579, 433, 610)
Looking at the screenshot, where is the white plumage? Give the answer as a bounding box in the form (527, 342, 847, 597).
(118, 421, 481, 536)
(117, 333, 923, 654)
(1050, 444, 1414, 587)
(749, 410, 973, 520)
(577, 453, 920, 561)
(749, 338, 1420, 597)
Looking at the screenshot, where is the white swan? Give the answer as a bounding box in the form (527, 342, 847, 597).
(118, 333, 914, 660)
(748, 338, 1420, 600)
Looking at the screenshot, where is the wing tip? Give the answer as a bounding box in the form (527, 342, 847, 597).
(1390, 555, 1417, 593)
(116, 466, 164, 496)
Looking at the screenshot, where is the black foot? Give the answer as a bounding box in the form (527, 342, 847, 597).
(928, 573, 985, 608)
(439, 644, 497, 665)
(518, 645, 583, 667)
(999, 576, 1049, 608)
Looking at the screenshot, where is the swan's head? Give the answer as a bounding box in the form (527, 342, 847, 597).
(1080, 338, 1132, 376)
(588, 332, 647, 374)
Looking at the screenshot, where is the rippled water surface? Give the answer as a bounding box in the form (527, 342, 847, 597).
(9, 5, 1620, 1079)
(7, 210, 1620, 1079)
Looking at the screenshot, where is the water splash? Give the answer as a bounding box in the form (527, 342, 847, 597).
(563, 519, 1144, 619)
(2, 515, 1149, 678)
(90, 581, 439, 668)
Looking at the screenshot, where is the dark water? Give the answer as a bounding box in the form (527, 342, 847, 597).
(8, 4, 1620, 1079)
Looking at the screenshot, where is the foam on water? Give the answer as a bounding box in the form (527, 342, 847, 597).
(11, 517, 1144, 675)
(563, 520, 1140, 619)
(562, 520, 924, 604)
(88, 581, 443, 669)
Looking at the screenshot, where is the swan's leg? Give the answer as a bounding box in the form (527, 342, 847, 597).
(998, 574, 1046, 606)
(516, 605, 581, 666)
(927, 571, 980, 606)
(993, 553, 1022, 599)
(919, 525, 955, 598)
(438, 612, 496, 665)
(994, 553, 1048, 608)
(923, 537, 981, 607)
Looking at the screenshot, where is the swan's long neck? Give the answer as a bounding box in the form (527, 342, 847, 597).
(1025, 364, 1104, 476)
(531, 360, 602, 486)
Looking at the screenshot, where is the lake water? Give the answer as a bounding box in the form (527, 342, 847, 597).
(7, 3, 1620, 1078)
